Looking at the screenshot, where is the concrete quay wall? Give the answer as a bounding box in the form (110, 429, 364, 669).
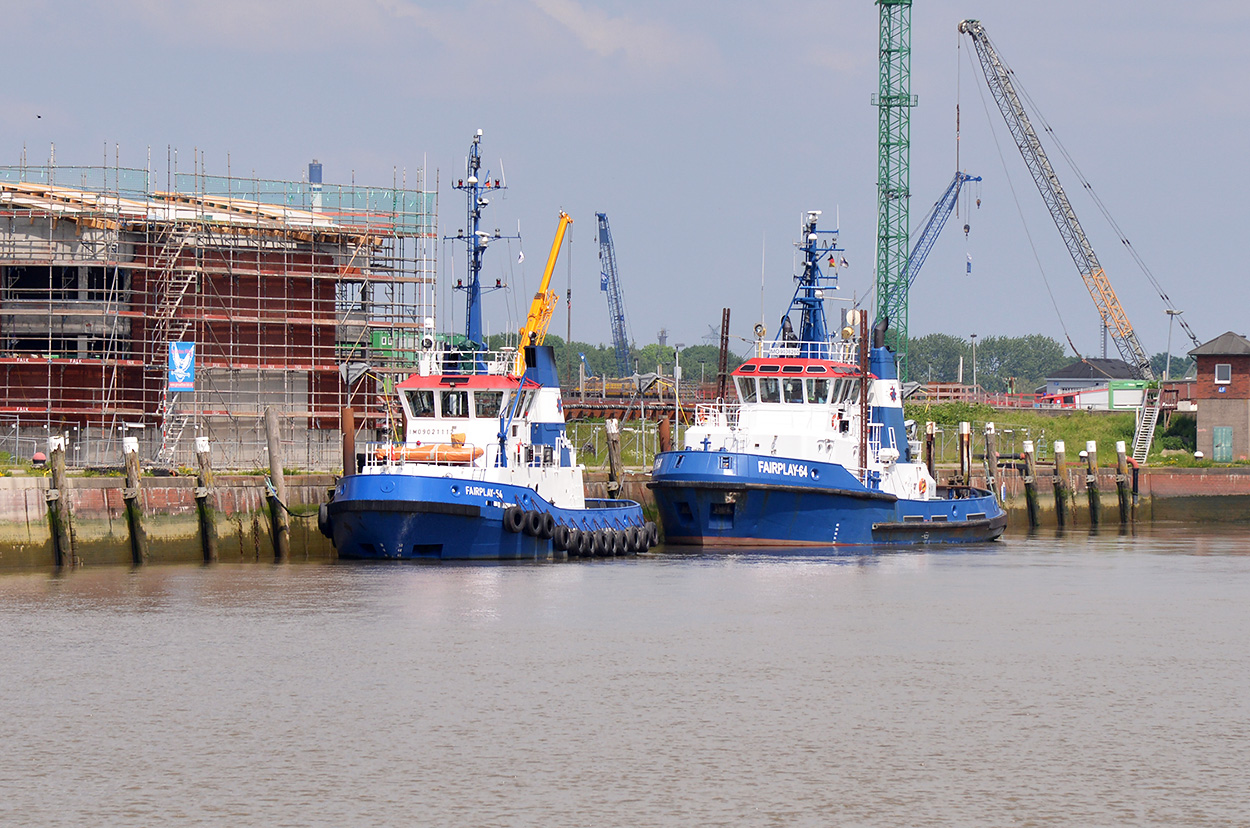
(0, 474, 336, 569)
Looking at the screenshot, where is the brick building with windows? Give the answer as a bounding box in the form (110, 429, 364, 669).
(1189, 331, 1250, 462)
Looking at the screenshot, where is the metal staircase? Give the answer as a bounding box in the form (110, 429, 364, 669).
(155, 392, 191, 467)
(1132, 388, 1161, 464)
(150, 223, 200, 466)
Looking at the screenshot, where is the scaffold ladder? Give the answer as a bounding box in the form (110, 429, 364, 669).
(1132, 390, 1160, 465)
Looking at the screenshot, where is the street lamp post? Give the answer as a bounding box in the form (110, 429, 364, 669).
(1165, 309, 1183, 381)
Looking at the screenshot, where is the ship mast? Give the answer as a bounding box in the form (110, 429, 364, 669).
(779, 211, 843, 359)
(449, 129, 513, 351)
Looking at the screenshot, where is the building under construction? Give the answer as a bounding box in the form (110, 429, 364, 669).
(0, 158, 438, 470)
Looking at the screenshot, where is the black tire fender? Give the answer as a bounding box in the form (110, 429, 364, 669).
(503, 505, 526, 533)
(538, 512, 556, 540)
(318, 503, 332, 538)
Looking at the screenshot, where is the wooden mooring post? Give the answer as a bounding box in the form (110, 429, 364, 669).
(341, 406, 356, 475)
(265, 407, 290, 561)
(1115, 440, 1133, 525)
(1053, 440, 1070, 527)
(958, 421, 972, 486)
(924, 421, 936, 480)
(1022, 440, 1041, 529)
(195, 436, 218, 563)
(122, 436, 148, 565)
(46, 435, 75, 567)
(605, 418, 624, 499)
(983, 422, 999, 500)
(1084, 440, 1102, 527)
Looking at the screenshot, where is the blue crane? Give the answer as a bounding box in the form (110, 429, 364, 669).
(595, 212, 633, 377)
(905, 171, 981, 289)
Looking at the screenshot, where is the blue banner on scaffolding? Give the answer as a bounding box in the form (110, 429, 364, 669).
(168, 342, 195, 392)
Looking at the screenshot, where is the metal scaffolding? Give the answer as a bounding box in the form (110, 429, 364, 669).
(0, 157, 438, 470)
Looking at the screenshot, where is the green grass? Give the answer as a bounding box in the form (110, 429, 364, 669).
(905, 402, 1137, 465)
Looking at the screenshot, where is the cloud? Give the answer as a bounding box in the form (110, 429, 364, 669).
(529, 0, 719, 74)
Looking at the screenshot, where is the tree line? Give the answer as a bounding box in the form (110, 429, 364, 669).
(486, 332, 1194, 391)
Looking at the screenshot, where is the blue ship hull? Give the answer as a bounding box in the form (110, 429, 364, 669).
(324, 473, 649, 561)
(649, 450, 1006, 547)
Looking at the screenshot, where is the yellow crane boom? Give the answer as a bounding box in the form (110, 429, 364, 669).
(514, 210, 572, 375)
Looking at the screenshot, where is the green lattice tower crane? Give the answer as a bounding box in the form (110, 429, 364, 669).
(873, 0, 915, 380)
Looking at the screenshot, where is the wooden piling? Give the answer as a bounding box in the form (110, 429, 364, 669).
(958, 421, 972, 486)
(605, 418, 624, 499)
(984, 422, 999, 500)
(46, 435, 75, 567)
(265, 407, 290, 561)
(195, 436, 218, 563)
(341, 406, 356, 475)
(924, 421, 936, 479)
(1053, 440, 1070, 527)
(1022, 440, 1041, 529)
(658, 416, 673, 453)
(1115, 440, 1132, 525)
(122, 436, 149, 565)
(1085, 440, 1101, 527)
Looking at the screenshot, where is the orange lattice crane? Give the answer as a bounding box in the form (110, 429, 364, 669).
(514, 211, 572, 375)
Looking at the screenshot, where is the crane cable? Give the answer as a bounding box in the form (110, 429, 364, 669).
(961, 40, 1083, 359)
(1008, 77, 1199, 349)
(982, 41, 1197, 352)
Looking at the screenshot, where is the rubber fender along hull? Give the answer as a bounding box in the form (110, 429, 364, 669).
(325, 472, 650, 561)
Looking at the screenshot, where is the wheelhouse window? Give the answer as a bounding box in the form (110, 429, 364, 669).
(1215, 363, 1232, 385)
(758, 377, 781, 403)
(406, 389, 435, 418)
(783, 377, 805, 404)
(807, 378, 830, 404)
(735, 376, 758, 403)
(474, 390, 504, 418)
(441, 389, 469, 418)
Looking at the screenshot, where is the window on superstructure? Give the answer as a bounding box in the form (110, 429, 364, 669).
(441, 390, 469, 418)
(759, 377, 781, 403)
(783, 378, 805, 404)
(474, 390, 504, 418)
(807, 378, 830, 404)
(735, 376, 758, 403)
(406, 389, 436, 417)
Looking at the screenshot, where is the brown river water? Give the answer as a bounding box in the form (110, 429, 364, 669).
(2, 522, 1248, 826)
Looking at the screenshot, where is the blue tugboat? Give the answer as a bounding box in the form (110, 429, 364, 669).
(649, 211, 1005, 547)
(320, 130, 655, 560)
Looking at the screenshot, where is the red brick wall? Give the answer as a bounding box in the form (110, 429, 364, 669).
(1194, 354, 1250, 400)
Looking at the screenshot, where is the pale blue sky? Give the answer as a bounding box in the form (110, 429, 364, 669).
(4, 0, 1245, 358)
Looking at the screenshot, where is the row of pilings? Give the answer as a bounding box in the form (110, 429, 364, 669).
(47, 407, 292, 568)
(924, 420, 1138, 530)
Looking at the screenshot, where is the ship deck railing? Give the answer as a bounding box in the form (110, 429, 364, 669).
(755, 339, 858, 363)
(408, 348, 519, 377)
(694, 402, 740, 429)
(361, 439, 575, 473)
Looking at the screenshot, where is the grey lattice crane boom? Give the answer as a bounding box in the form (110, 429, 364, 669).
(959, 19, 1154, 380)
(596, 212, 633, 377)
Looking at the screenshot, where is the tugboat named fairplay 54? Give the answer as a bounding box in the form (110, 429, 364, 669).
(649, 211, 1006, 547)
(319, 130, 656, 560)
